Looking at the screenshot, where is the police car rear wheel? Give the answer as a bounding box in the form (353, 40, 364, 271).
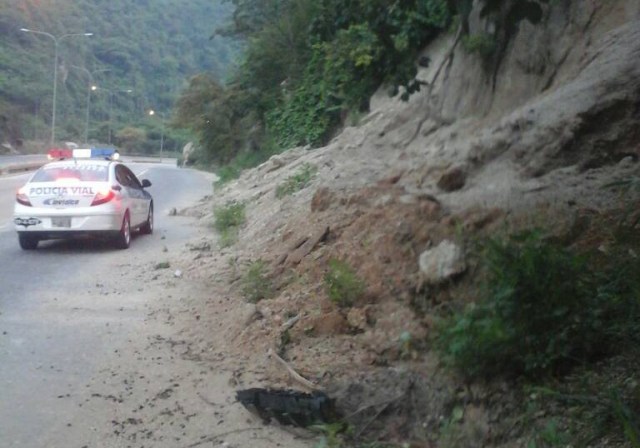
(140, 204, 153, 235)
(115, 213, 131, 249)
(18, 233, 39, 250)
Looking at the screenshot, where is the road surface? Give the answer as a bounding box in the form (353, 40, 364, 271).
(0, 162, 214, 447)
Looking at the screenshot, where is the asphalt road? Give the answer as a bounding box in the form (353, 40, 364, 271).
(0, 161, 214, 447)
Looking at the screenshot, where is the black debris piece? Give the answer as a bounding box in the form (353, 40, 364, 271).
(236, 388, 339, 427)
(418, 55, 431, 68)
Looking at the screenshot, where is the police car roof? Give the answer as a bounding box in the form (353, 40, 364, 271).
(42, 158, 119, 168)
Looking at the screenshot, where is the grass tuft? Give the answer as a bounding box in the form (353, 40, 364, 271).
(241, 260, 273, 303)
(275, 163, 317, 199)
(324, 259, 365, 308)
(213, 201, 246, 247)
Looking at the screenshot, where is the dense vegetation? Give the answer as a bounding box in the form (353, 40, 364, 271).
(0, 0, 238, 153)
(174, 0, 452, 170)
(436, 230, 640, 379)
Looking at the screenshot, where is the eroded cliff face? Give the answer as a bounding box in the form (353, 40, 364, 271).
(363, 0, 640, 215)
(425, 0, 639, 121)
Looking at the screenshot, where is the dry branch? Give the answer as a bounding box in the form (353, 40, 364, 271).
(267, 348, 321, 391)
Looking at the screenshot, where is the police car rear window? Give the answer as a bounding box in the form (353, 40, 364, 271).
(31, 165, 108, 182)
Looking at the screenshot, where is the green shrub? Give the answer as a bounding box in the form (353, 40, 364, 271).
(154, 261, 170, 270)
(213, 201, 246, 247)
(461, 33, 496, 57)
(324, 259, 365, 308)
(528, 383, 640, 447)
(435, 230, 640, 379)
(214, 165, 241, 187)
(275, 163, 318, 198)
(214, 142, 282, 188)
(241, 260, 273, 303)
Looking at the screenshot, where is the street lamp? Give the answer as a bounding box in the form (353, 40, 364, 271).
(70, 66, 110, 144)
(20, 28, 93, 145)
(148, 110, 165, 163)
(92, 86, 133, 144)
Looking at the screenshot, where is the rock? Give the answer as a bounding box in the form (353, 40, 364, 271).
(174, 270, 182, 278)
(418, 240, 466, 285)
(376, 172, 404, 186)
(264, 154, 287, 172)
(283, 226, 330, 266)
(241, 304, 260, 326)
(437, 166, 467, 192)
(168, 207, 177, 216)
(347, 307, 369, 331)
(189, 241, 211, 252)
(311, 187, 335, 212)
(182, 142, 195, 165)
(308, 311, 349, 336)
(618, 155, 635, 166)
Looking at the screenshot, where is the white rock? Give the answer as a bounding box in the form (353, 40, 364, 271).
(418, 240, 466, 285)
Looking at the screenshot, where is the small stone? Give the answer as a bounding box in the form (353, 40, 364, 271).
(437, 166, 467, 192)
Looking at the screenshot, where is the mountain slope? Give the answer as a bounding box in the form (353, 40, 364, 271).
(0, 0, 238, 146)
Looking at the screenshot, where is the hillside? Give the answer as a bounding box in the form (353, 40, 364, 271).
(166, 1, 640, 446)
(0, 0, 237, 150)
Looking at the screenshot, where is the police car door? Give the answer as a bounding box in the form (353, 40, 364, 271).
(115, 165, 146, 226)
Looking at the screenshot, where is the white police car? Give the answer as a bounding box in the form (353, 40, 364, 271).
(14, 148, 153, 250)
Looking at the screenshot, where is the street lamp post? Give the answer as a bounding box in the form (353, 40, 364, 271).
(92, 86, 133, 144)
(20, 28, 92, 146)
(148, 110, 165, 163)
(70, 66, 110, 144)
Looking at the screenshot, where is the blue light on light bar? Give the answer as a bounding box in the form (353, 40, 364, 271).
(72, 148, 119, 160)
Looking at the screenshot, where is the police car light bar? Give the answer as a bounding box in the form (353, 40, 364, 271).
(72, 148, 120, 160)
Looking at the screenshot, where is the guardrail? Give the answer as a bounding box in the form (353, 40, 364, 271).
(0, 161, 45, 176)
(0, 156, 177, 176)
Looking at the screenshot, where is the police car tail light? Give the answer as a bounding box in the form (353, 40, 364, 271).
(16, 187, 32, 206)
(91, 188, 115, 206)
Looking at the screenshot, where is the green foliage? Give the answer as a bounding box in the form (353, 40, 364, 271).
(241, 260, 273, 303)
(527, 419, 571, 447)
(179, 0, 453, 161)
(2, 1, 238, 146)
(436, 230, 640, 379)
(174, 74, 249, 165)
(115, 126, 146, 152)
(214, 140, 281, 187)
(526, 381, 640, 447)
(154, 261, 171, 270)
(275, 163, 317, 198)
(324, 259, 365, 308)
(214, 165, 242, 187)
(461, 33, 497, 57)
(213, 201, 246, 247)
